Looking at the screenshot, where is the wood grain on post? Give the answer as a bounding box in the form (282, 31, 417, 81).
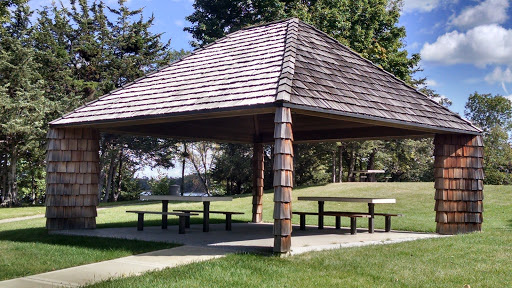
(252, 142, 264, 223)
(46, 128, 100, 230)
(433, 134, 484, 234)
(273, 107, 293, 254)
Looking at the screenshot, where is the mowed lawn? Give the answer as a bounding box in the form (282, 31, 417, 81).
(0, 182, 510, 286)
(89, 182, 512, 288)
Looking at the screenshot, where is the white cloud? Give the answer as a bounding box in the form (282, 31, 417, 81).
(505, 95, 512, 101)
(425, 79, 438, 87)
(449, 0, 509, 30)
(485, 67, 512, 83)
(421, 24, 512, 67)
(402, 0, 441, 13)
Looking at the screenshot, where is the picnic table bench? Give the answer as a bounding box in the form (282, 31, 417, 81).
(126, 210, 198, 234)
(292, 211, 402, 234)
(174, 209, 244, 231)
(296, 197, 400, 233)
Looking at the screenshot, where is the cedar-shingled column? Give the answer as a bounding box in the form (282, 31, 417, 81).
(434, 134, 484, 234)
(273, 107, 293, 254)
(46, 128, 100, 230)
(252, 143, 264, 223)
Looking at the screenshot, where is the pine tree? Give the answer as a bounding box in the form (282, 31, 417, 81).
(0, 2, 48, 205)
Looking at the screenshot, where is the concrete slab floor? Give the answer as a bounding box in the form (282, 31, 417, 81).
(53, 222, 445, 255)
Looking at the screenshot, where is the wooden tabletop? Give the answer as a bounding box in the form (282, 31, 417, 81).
(297, 197, 396, 204)
(140, 195, 233, 202)
(353, 170, 386, 174)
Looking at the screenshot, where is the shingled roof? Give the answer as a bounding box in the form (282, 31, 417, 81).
(51, 18, 480, 135)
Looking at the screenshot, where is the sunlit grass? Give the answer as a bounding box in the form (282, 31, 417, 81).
(89, 183, 512, 288)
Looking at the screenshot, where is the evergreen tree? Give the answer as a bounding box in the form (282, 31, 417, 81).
(0, 2, 48, 205)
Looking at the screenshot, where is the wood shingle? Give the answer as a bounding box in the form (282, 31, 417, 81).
(51, 18, 480, 135)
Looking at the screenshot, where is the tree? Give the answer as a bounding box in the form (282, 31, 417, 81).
(186, 142, 219, 195)
(464, 92, 512, 133)
(0, 2, 49, 205)
(186, 0, 419, 83)
(210, 144, 253, 195)
(464, 92, 512, 185)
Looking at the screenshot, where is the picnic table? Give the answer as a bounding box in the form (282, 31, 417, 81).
(297, 197, 396, 233)
(139, 195, 233, 232)
(353, 170, 385, 182)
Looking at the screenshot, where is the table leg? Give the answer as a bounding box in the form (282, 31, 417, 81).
(137, 213, 144, 231)
(162, 200, 168, 229)
(203, 201, 210, 232)
(185, 214, 190, 228)
(226, 214, 232, 231)
(318, 201, 324, 229)
(178, 216, 186, 234)
(368, 203, 374, 233)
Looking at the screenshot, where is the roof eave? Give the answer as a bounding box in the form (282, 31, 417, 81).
(49, 103, 279, 128)
(283, 103, 482, 136)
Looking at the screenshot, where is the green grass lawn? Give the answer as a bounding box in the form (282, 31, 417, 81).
(1, 182, 511, 287)
(88, 182, 511, 288)
(0, 206, 46, 220)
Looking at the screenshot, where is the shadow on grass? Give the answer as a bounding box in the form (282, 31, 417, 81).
(0, 226, 175, 254)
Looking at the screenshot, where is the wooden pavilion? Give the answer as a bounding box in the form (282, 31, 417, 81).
(45, 18, 484, 254)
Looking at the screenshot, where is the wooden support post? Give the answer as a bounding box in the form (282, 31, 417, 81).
(434, 134, 484, 234)
(273, 107, 294, 254)
(252, 143, 264, 223)
(46, 128, 100, 230)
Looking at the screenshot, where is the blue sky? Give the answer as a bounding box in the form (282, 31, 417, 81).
(29, 0, 512, 116)
(400, 0, 512, 114)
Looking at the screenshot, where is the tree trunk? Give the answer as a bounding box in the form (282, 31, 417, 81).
(202, 147, 210, 195)
(338, 145, 343, 183)
(332, 149, 336, 183)
(113, 148, 124, 202)
(31, 171, 36, 205)
(104, 148, 117, 202)
(180, 143, 186, 196)
(98, 136, 108, 202)
(7, 143, 18, 206)
(1, 150, 7, 204)
(348, 148, 356, 182)
(367, 149, 377, 182)
(189, 155, 209, 195)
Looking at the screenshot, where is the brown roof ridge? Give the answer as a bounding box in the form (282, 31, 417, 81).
(238, 17, 297, 32)
(275, 18, 299, 103)
(295, 20, 482, 133)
